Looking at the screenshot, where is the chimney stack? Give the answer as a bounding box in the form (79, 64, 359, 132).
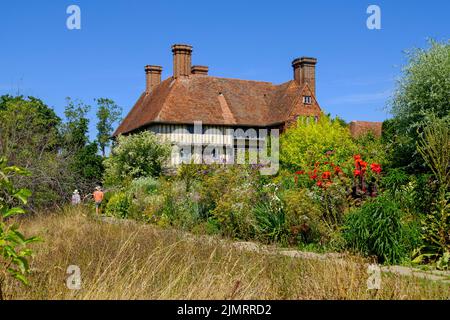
(172, 44, 193, 78)
(292, 57, 317, 97)
(145, 65, 162, 93)
(191, 65, 208, 75)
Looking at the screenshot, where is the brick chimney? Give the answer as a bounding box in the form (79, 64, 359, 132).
(191, 65, 208, 75)
(292, 57, 317, 97)
(145, 65, 162, 93)
(172, 44, 193, 78)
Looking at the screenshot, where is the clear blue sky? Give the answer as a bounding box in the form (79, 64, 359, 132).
(1, 0, 449, 139)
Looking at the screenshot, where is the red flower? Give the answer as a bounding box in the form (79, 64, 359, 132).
(370, 163, 382, 174)
(322, 171, 331, 180)
(310, 174, 318, 180)
(354, 169, 361, 176)
(316, 181, 323, 187)
(353, 154, 361, 161)
(334, 166, 342, 174)
(295, 170, 305, 175)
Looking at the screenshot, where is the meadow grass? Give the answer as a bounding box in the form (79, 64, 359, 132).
(4, 206, 449, 300)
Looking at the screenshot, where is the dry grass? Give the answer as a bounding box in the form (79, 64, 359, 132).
(3, 206, 449, 300)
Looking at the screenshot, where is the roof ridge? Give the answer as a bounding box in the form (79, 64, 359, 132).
(203, 75, 275, 85)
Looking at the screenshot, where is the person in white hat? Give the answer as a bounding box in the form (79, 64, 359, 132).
(93, 186, 104, 215)
(71, 190, 81, 205)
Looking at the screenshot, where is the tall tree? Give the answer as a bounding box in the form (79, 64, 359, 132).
(0, 95, 71, 208)
(62, 97, 90, 151)
(62, 97, 104, 193)
(387, 39, 450, 172)
(95, 98, 122, 157)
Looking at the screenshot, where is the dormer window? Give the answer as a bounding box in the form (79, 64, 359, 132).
(303, 95, 312, 104)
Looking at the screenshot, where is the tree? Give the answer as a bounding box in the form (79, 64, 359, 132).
(62, 98, 104, 193)
(104, 131, 171, 186)
(0, 95, 72, 208)
(62, 97, 90, 151)
(388, 39, 450, 172)
(95, 98, 122, 157)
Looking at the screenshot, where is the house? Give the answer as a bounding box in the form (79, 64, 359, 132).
(113, 44, 381, 165)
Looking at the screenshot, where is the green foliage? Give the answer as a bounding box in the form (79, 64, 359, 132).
(104, 131, 171, 187)
(388, 39, 450, 171)
(105, 192, 131, 219)
(0, 158, 40, 299)
(198, 165, 259, 239)
(282, 189, 324, 243)
(72, 142, 104, 183)
(413, 116, 450, 262)
(343, 195, 419, 264)
(62, 98, 91, 150)
(62, 98, 104, 193)
(95, 98, 122, 157)
(253, 185, 287, 244)
(0, 95, 73, 208)
(280, 115, 358, 171)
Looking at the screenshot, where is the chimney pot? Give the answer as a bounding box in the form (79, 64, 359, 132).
(172, 44, 193, 78)
(145, 65, 163, 93)
(191, 65, 208, 75)
(292, 57, 317, 97)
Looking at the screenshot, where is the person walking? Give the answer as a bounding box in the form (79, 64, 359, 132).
(71, 190, 81, 205)
(93, 186, 104, 215)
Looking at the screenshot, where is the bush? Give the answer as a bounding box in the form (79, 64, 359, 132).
(414, 116, 450, 262)
(105, 192, 131, 219)
(253, 185, 287, 244)
(282, 189, 324, 244)
(280, 115, 358, 171)
(104, 131, 171, 187)
(343, 195, 419, 264)
(0, 158, 40, 298)
(198, 165, 260, 239)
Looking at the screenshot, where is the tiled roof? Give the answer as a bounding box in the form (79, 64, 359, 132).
(114, 75, 321, 136)
(349, 121, 383, 138)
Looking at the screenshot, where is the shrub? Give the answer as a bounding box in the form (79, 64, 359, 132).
(280, 115, 358, 171)
(0, 158, 40, 299)
(105, 192, 131, 219)
(414, 116, 450, 262)
(343, 195, 418, 264)
(253, 184, 287, 244)
(104, 131, 171, 187)
(198, 165, 260, 239)
(282, 189, 323, 244)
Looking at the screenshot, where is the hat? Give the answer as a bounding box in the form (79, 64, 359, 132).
(95, 186, 101, 191)
(73, 190, 79, 194)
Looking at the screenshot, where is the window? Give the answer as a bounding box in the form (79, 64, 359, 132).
(187, 125, 195, 134)
(303, 96, 312, 104)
